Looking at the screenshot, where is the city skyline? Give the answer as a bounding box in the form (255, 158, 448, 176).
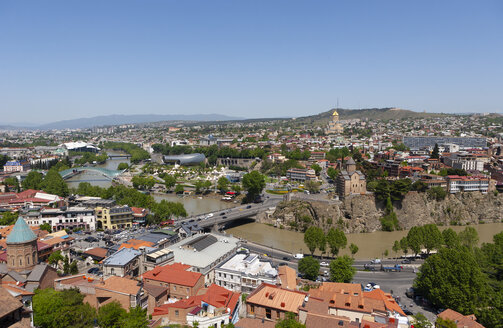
(1, 1, 502, 124)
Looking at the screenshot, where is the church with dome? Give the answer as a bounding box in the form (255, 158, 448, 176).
(326, 109, 344, 134)
(0, 218, 58, 292)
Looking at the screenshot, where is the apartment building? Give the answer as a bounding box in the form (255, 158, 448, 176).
(142, 263, 204, 300)
(286, 168, 316, 182)
(96, 205, 133, 230)
(446, 175, 489, 193)
(3, 160, 31, 172)
(102, 247, 141, 277)
(215, 253, 278, 293)
(23, 206, 96, 231)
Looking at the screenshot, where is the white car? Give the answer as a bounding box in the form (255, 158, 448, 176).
(370, 259, 381, 264)
(207, 213, 214, 217)
(320, 261, 329, 267)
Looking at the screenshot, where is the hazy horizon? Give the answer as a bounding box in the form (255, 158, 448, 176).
(1, 1, 502, 124)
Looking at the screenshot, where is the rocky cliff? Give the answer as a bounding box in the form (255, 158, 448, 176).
(258, 192, 503, 233)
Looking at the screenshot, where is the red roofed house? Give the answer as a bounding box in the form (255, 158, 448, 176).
(142, 263, 205, 300)
(437, 309, 485, 328)
(152, 284, 241, 328)
(131, 207, 148, 225)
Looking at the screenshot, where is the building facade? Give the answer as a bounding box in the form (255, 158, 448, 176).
(96, 205, 133, 230)
(23, 206, 96, 231)
(337, 158, 366, 198)
(3, 160, 31, 172)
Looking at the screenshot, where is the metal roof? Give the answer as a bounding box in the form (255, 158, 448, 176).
(6, 218, 37, 244)
(103, 248, 141, 266)
(184, 234, 218, 251)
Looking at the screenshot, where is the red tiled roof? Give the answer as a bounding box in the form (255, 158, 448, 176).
(143, 263, 202, 287)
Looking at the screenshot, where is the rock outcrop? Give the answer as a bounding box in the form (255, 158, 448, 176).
(258, 192, 503, 233)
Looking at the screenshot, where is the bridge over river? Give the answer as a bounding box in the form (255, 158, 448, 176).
(175, 196, 282, 230)
(59, 167, 125, 181)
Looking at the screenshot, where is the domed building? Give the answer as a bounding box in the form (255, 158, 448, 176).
(6, 218, 38, 272)
(326, 109, 344, 134)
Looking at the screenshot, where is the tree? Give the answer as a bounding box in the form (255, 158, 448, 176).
(411, 180, 428, 192)
(349, 243, 359, 258)
(304, 226, 324, 255)
(421, 224, 443, 254)
(412, 312, 433, 328)
(118, 306, 149, 328)
(231, 184, 242, 194)
(298, 256, 320, 280)
(174, 184, 184, 194)
(435, 317, 457, 328)
(414, 247, 491, 314)
(117, 162, 129, 170)
(392, 240, 401, 259)
(242, 171, 266, 201)
(304, 180, 320, 194)
(69, 261, 78, 275)
(194, 180, 205, 194)
(33, 288, 96, 328)
(427, 186, 447, 201)
(407, 226, 424, 257)
(98, 301, 127, 328)
(431, 143, 440, 159)
(327, 167, 339, 181)
(326, 228, 347, 257)
(400, 237, 409, 257)
(3, 176, 19, 191)
(22, 171, 44, 190)
(442, 228, 460, 249)
(40, 223, 52, 233)
(42, 168, 69, 197)
(311, 164, 322, 176)
(217, 176, 230, 193)
(48, 250, 64, 267)
(459, 226, 479, 249)
(164, 175, 176, 190)
(329, 255, 356, 283)
(275, 312, 306, 328)
(0, 211, 18, 225)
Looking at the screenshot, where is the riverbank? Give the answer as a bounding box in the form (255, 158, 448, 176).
(226, 221, 503, 260)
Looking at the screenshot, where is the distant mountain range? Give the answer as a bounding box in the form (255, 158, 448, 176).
(1, 114, 244, 130)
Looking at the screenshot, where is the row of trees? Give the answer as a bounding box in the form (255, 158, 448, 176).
(392, 225, 480, 259)
(33, 288, 148, 328)
(298, 255, 356, 283)
(414, 230, 503, 327)
(303, 226, 359, 258)
(21, 168, 69, 196)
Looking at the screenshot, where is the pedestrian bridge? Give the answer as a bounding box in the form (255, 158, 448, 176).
(59, 167, 125, 180)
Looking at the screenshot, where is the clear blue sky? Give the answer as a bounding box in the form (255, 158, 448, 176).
(1, 1, 502, 124)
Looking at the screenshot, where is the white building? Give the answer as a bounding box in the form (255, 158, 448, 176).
(24, 206, 97, 231)
(215, 253, 278, 293)
(446, 175, 489, 193)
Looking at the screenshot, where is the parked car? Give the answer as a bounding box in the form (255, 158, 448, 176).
(282, 256, 291, 261)
(370, 258, 381, 264)
(246, 205, 252, 209)
(87, 267, 99, 274)
(320, 261, 329, 267)
(401, 259, 411, 264)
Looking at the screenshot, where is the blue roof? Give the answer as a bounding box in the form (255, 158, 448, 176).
(103, 248, 141, 266)
(6, 218, 37, 244)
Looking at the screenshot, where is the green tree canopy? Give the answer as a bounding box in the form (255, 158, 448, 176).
(298, 256, 320, 281)
(326, 228, 347, 257)
(414, 247, 491, 314)
(40, 223, 52, 233)
(349, 243, 359, 258)
(117, 162, 129, 170)
(459, 226, 479, 249)
(421, 224, 443, 254)
(98, 301, 127, 328)
(304, 226, 325, 255)
(442, 228, 460, 249)
(22, 171, 44, 190)
(217, 176, 230, 193)
(407, 226, 424, 256)
(275, 312, 306, 328)
(33, 288, 96, 328)
(242, 171, 266, 201)
(42, 168, 69, 197)
(118, 306, 149, 328)
(329, 255, 356, 283)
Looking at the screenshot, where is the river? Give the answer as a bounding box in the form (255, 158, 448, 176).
(226, 222, 503, 260)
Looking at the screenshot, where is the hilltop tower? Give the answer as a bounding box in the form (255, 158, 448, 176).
(6, 217, 38, 272)
(326, 109, 343, 134)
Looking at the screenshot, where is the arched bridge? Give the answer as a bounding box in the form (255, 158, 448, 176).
(59, 167, 125, 180)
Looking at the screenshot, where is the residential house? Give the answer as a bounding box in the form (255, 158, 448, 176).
(142, 263, 204, 300)
(437, 309, 485, 328)
(102, 247, 141, 277)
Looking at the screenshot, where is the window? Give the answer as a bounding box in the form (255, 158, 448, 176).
(249, 305, 254, 314)
(277, 310, 281, 319)
(174, 285, 177, 291)
(186, 288, 189, 293)
(175, 310, 179, 316)
(266, 308, 271, 319)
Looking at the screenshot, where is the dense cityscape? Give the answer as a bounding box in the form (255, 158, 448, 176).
(0, 108, 502, 328)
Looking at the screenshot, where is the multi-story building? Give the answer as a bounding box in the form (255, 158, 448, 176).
(142, 263, 205, 300)
(3, 160, 31, 172)
(168, 233, 240, 284)
(309, 152, 326, 161)
(215, 253, 278, 293)
(337, 158, 366, 198)
(102, 247, 141, 277)
(444, 153, 485, 172)
(96, 205, 133, 230)
(446, 175, 489, 193)
(286, 168, 316, 182)
(23, 206, 96, 231)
